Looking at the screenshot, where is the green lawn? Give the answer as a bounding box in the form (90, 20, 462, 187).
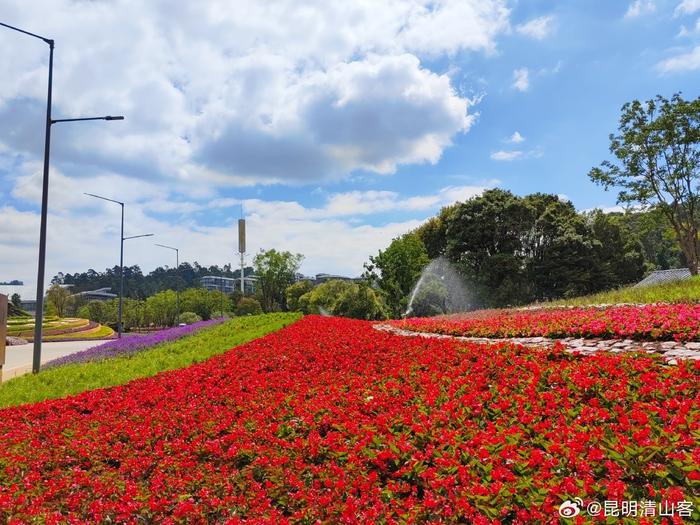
(541, 276, 700, 307)
(0, 313, 301, 409)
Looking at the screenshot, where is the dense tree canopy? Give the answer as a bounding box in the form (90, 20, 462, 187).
(362, 189, 679, 313)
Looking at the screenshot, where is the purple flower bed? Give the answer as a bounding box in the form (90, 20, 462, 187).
(44, 318, 228, 369)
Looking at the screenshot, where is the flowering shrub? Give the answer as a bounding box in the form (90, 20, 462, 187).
(394, 304, 700, 342)
(0, 316, 697, 523)
(44, 317, 227, 369)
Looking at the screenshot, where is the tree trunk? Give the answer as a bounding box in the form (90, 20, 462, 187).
(679, 229, 699, 275)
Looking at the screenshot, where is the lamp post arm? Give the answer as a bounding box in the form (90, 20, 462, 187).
(0, 21, 52, 44)
(53, 116, 124, 124)
(123, 233, 154, 241)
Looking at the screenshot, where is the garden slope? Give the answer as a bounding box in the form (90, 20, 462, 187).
(0, 316, 697, 523)
(0, 313, 298, 408)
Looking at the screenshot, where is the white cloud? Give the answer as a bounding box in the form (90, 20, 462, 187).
(197, 54, 476, 180)
(675, 0, 700, 16)
(677, 18, 700, 36)
(316, 184, 495, 217)
(491, 150, 523, 161)
(490, 148, 543, 161)
(657, 45, 700, 72)
(512, 68, 530, 91)
(0, 0, 510, 186)
(516, 16, 555, 39)
(583, 205, 626, 214)
(625, 0, 656, 18)
(507, 131, 525, 143)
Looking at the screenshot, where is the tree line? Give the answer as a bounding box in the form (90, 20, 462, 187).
(51, 262, 255, 299)
(366, 192, 687, 316)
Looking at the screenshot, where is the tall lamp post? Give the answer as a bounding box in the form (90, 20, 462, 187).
(84, 193, 152, 337)
(155, 244, 180, 325)
(1, 22, 124, 373)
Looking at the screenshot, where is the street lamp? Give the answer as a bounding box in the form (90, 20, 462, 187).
(155, 244, 180, 325)
(1, 21, 125, 373)
(84, 193, 152, 338)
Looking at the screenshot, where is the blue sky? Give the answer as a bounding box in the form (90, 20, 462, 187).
(1, 0, 699, 294)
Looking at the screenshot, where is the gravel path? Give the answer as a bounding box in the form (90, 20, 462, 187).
(374, 324, 700, 364)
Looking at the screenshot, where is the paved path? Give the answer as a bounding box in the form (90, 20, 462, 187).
(1, 340, 99, 382)
(375, 325, 700, 364)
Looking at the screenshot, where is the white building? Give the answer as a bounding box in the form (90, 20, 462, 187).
(201, 275, 257, 294)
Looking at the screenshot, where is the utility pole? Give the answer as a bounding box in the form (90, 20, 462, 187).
(238, 218, 246, 294)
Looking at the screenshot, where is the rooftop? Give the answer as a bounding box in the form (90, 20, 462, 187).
(634, 268, 693, 288)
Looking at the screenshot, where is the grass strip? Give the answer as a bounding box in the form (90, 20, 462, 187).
(540, 275, 700, 306)
(0, 313, 300, 409)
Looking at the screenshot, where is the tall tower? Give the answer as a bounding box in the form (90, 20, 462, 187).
(238, 218, 246, 293)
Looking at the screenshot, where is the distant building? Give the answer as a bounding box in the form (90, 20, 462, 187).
(73, 287, 118, 301)
(201, 275, 258, 295)
(634, 268, 693, 287)
(20, 299, 36, 313)
(313, 273, 362, 284)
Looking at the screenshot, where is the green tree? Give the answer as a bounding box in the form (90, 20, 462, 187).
(253, 249, 304, 312)
(145, 290, 179, 326)
(445, 189, 533, 307)
(408, 277, 448, 317)
(180, 288, 227, 320)
(414, 203, 459, 259)
(285, 280, 314, 312)
(120, 298, 146, 330)
(236, 297, 263, 316)
(178, 312, 202, 325)
(46, 284, 70, 318)
(10, 293, 21, 308)
(589, 93, 700, 274)
(616, 209, 684, 270)
(332, 282, 388, 320)
(298, 279, 387, 320)
(586, 210, 645, 288)
(85, 300, 107, 324)
(298, 280, 355, 315)
(364, 232, 429, 318)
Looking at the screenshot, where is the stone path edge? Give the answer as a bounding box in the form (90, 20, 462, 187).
(374, 324, 700, 364)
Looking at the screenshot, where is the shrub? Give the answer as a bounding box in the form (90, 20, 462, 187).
(236, 297, 263, 316)
(298, 279, 388, 320)
(285, 280, 314, 311)
(332, 282, 388, 320)
(298, 279, 354, 314)
(178, 311, 202, 325)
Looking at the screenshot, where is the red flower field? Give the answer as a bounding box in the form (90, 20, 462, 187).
(394, 304, 700, 342)
(0, 316, 698, 523)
